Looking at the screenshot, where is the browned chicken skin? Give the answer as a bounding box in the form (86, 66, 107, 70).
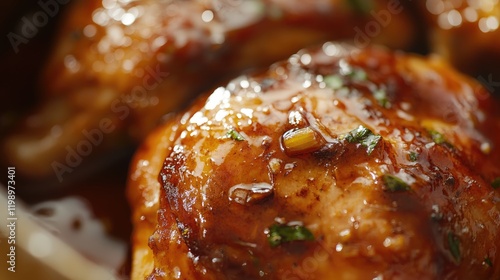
(127, 42, 500, 279)
(3, 0, 416, 182)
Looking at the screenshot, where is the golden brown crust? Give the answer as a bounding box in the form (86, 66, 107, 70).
(127, 117, 180, 280)
(128, 42, 500, 279)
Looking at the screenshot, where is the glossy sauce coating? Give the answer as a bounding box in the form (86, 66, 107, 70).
(3, 0, 416, 180)
(128, 42, 500, 279)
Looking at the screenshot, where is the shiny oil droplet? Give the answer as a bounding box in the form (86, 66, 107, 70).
(228, 182, 273, 205)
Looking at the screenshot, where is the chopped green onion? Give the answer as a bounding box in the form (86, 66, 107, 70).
(282, 127, 324, 156)
(492, 177, 500, 189)
(345, 125, 381, 155)
(324, 75, 343, 89)
(382, 174, 410, 192)
(226, 129, 245, 141)
(409, 152, 419, 162)
(267, 224, 314, 247)
(448, 232, 461, 263)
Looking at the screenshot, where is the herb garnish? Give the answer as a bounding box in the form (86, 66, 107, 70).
(226, 129, 245, 141)
(324, 75, 343, 89)
(409, 152, 419, 162)
(448, 232, 461, 263)
(345, 125, 381, 155)
(428, 130, 446, 144)
(492, 177, 500, 189)
(267, 224, 314, 247)
(484, 257, 493, 267)
(347, 0, 374, 14)
(382, 174, 410, 192)
(348, 68, 367, 81)
(373, 89, 390, 108)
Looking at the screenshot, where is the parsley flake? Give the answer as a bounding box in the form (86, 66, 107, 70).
(484, 257, 493, 267)
(492, 177, 500, 189)
(347, 0, 374, 14)
(348, 68, 367, 81)
(409, 152, 419, 162)
(324, 75, 343, 89)
(382, 174, 410, 192)
(448, 232, 461, 263)
(345, 125, 381, 155)
(428, 130, 446, 144)
(373, 89, 390, 108)
(267, 224, 314, 247)
(226, 129, 245, 141)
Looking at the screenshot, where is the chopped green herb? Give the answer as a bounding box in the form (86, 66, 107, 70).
(348, 68, 367, 81)
(373, 89, 390, 108)
(267, 224, 314, 247)
(428, 130, 446, 144)
(324, 75, 343, 89)
(346, 125, 371, 141)
(226, 129, 245, 141)
(345, 125, 381, 155)
(347, 0, 374, 14)
(409, 152, 419, 162)
(483, 257, 493, 267)
(492, 177, 500, 189)
(448, 232, 461, 263)
(382, 174, 410, 192)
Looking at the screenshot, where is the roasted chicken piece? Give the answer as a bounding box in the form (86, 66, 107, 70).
(420, 0, 500, 86)
(128, 42, 500, 279)
(3, 0, 416, 184)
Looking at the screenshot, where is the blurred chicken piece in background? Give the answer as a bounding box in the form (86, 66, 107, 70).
(420, 0, 500, 91)
(1, 0, 417, 188)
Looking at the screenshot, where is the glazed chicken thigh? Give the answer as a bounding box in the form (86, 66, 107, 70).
(3, 0, 415, 183)
(127, 42, 500, 279)
(3, 1, 500, 279)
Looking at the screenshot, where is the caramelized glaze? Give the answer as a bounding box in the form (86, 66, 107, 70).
(128, 42, 500, 279)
